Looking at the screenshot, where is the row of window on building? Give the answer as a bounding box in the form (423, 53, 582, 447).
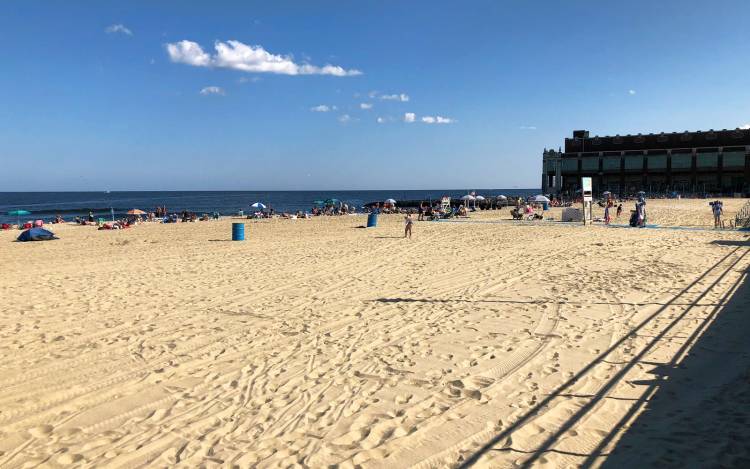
(548, 151, 746, 173)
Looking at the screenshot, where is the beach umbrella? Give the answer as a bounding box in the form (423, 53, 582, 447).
(496, 195, 508, 200)
(126, 209, 146, 215)
(602, 191, 611, 195)
(325, 198, 340, 206)
(475, 195, 485, 201)
(384, 198, 397, 205)
(7, 210, 31, 226)
(532, 195, 550, 203)
(250, 202, 266, 210)
(460, 195, 475, 201)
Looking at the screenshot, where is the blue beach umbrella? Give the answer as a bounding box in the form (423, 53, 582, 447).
(250, 202, 266, 211)
(7, 210, 31, 226)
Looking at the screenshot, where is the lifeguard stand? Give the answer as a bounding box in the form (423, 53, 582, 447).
(441, 196, 451, 211)
(582, 177, 593, 225)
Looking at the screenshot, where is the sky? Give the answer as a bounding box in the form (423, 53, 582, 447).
(2, 0, 750, 191)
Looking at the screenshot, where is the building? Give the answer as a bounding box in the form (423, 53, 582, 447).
(542, 129, 750, 196)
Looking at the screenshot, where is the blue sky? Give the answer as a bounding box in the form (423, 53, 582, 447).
(2, 0, 750, 191)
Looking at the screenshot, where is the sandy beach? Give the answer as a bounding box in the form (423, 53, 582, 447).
(1, 198, 749, 468)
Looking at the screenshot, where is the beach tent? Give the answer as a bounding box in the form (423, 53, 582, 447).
(17, 227, 57, 242)
(127, 209, 146, 215)
(7, 210, 31, 226)
(250, 202, 266, 210)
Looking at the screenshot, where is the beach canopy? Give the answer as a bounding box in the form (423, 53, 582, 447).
(384, 198, 397, 204)
(17, 227, 57, 242)
(7, 210, 31, 225)
(250, 202, 266, 210)
(532, 195, 550, 203)
(127, 209, 146, 215)
(460, 194, 475, 201)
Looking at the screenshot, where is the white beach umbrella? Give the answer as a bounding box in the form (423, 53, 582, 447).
(474, 195, 486, 201)
(384, 198, 397, 204)
(532, 195, 550, 203)
(460, 194, 475, 201)
(250, 202, 266, 210)
(496, 195, 508, 200)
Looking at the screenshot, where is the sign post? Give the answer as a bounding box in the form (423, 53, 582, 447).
(582, 177, 593, 225)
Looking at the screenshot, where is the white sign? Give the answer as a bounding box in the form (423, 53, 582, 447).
(581, 177, 592, 193)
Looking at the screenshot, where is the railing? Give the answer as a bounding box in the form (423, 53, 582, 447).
(735, 200, 750, 228)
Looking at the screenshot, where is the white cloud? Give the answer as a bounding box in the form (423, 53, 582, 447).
(166, 39, 362, 76)
(404, 112, 416, 123)
(421, 115, 455, 124)
(628, 89, 636, 95)
(360, 103, 373, 110)
(338, 114, 352, 123)
(368, 90, 378, 98)
(740, 124, 750, 130)
(310, 104, 335, 112)
(519, 125, 537, 130)
(377, 117, 386, 123)
(381, 93, 409, 102)
(105, 24, 132, 36)
(199, 86, 225, 96)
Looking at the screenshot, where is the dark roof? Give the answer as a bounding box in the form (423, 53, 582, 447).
(564, 128, 750, 153)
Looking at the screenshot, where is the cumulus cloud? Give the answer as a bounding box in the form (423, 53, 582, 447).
(628, 89, 636, 95)
(381, 93, 409, 102)
(105, 24, 132, 36)
(199, 86, 225, 96)
(310, 104, 335, 112)
(740, 124, 750, 130)
(404, 112, 416, 123)
(421, 115, 455, 124)
(338, 114, 352, 123)
(166, 39, 362, 76)
(519, 125, 537, 130)
(377, 117, 386, 124)
(360, 103, 373, 110)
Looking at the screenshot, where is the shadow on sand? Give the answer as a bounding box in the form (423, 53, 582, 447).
(451, 245, 750, 468)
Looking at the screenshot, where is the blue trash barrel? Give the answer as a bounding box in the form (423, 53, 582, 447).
(542, 201, 549, 211)
(232, 223, 245, 241)
(367, 213, 378, 227)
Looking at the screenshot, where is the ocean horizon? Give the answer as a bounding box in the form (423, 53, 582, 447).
(0, 189, 539, 224)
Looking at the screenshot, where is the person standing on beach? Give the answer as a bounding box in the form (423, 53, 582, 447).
(604, 199, 613, 224)
(418, 203, 424, 221)
(616, 203, 623, 219)
(712, 201, 723, 228)
(404, 213, 413, 238)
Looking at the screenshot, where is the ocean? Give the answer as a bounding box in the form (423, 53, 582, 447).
(0, 189, 539, 224)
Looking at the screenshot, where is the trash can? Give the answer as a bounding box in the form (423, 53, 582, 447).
(367, 213, 378, 228)
(542, 201, 549, 211)
(232, 223, 245, 241)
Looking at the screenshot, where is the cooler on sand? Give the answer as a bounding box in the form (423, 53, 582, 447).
(232, 223, 245, 241)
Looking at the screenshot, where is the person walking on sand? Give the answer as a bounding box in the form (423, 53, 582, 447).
(616, 203, 623, 219)
(712, 200, 723, 228)
(404, 213, 413, 238)
(604, 199, 613, 225)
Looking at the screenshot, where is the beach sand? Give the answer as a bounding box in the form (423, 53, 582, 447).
(1, 198, 749, 468)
